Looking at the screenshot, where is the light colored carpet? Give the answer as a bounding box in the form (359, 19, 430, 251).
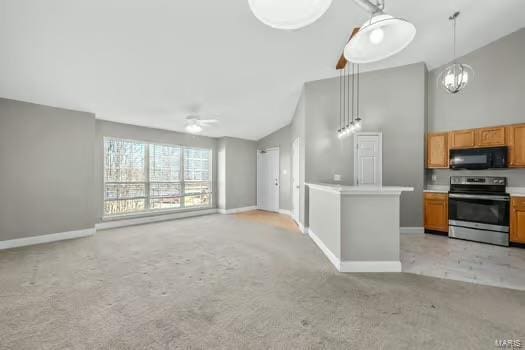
(0, 214, 523, 349)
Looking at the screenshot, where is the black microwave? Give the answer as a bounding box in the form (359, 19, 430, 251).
(449, 146, 508, 170)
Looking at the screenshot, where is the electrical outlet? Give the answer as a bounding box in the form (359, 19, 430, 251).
(432, 174, 437, 182)
(334, 174, 342, 181)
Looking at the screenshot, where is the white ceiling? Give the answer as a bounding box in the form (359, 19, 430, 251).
(1, 0, 524, 140)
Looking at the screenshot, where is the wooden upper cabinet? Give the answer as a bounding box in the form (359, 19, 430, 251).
(476, 127, 506, 147)
(427, 133, 448, 168)
(424, 193, 449, 233)
(449, 130, 475, 149)
(510, 197, 525, 244)
(507, 124, 525, 167)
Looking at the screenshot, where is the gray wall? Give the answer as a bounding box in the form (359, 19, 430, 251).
(95, 120, 218, 222)
(304, 63, 427, 227)
(257, 125, 292, 211)
(217, 137, 257, 210)
(0, 98, 96, 240)
(217, 138, 227, 209)
(291, 90, 307, 224)
(427, 28, 525, 187)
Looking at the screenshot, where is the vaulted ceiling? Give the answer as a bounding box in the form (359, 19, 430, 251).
(1, 0, 524, 140)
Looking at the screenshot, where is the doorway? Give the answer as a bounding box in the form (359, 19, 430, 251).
(257, 148, 279, 212)
(353, 132, 382, 186)
(292, 138, 300, 223)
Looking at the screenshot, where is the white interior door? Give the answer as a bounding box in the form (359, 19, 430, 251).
(257, 148, 279, 212)
(292, 138, 300, 222)
(354, 133, 382, 186)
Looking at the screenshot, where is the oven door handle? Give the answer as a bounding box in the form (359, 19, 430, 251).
(448, 193, 510, 201)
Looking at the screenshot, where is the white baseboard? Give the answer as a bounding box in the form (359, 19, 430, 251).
(299, 223, 308, 234)
(0, 227, 95, 250)
(96, 209, 217, 230)
(308, 229, 341, 270)
(308, 229, 401, 273)
(218, 206, 257, 215)
(400, 227, 424, 235)
(340, 261, 402, 272)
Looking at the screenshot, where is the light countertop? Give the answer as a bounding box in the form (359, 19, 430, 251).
(423, 185, 525, 196)
(306, 183, 413, 195)
(424, 185, 449, 193)
(508, 187, 525, 197)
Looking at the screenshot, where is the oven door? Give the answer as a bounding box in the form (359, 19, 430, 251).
(449, 193, 510, 231)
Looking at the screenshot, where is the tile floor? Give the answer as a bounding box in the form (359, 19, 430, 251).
(401, 234, 525, 290)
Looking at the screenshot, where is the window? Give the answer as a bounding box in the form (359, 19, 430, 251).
(104, 137, 212, 217)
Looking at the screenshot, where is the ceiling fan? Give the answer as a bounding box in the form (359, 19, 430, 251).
(185, 115, 218, 134)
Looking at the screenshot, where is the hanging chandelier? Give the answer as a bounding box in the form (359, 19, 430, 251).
(439, 11, 474, 94)
(338, 63, 363, 138)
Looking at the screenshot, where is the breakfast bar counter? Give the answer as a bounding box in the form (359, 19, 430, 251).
(306, 183, 413, 272)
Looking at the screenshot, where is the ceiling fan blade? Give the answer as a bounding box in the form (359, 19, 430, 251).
(199, 119, 219, 124)
(336, 27, 360, 70)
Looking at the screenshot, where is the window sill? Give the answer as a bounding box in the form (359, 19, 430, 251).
(102, 206, 215, 222)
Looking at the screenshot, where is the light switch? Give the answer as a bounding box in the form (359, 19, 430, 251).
(334, 174, 342, 181)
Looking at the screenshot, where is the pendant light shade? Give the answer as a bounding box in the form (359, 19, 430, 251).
(248, 0, 332, 30)
(344, 14, 416, 63)
(439, 63, 473, 94)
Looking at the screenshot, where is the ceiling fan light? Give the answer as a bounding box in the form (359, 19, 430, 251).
(344, 14, 416, 63)
(248, 0, 333, 30)
(185, 124, 202, 134)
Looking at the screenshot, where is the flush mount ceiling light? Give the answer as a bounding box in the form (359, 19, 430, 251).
(248, 0, 333, 30)
(439, 12, 474, 94)
(344, 0, 416, 63)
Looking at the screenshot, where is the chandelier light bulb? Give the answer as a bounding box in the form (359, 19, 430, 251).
(354, 118, 362, 131)
(369, 27, 384, 44)
(185, 124, 202, 134)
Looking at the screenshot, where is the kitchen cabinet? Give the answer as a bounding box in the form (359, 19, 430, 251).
(424, 193, 449, 233)
(510, 197, 525, 244)
(449, 130, 475, 149)
(507, 124, 525, 167)
(427, 133, 448, 168)
(476, 127, 506, 147)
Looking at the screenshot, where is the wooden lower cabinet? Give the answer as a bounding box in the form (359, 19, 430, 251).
(424, 193, 449, 234)
(510, 197, 525, 244)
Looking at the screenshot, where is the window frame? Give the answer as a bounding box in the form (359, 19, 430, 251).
(103, 137, 213, 218)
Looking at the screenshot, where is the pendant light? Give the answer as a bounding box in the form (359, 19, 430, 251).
(248, 0, 333, 30)
(337, 68, 343, 138)
(348, 63, 355, 134)
(353, 64, 363, 131)
(344, 0, 416, 63)
(439, 12, 474, 94)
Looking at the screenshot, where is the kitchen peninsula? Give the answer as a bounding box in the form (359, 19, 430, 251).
(306, 183, 414, 272)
